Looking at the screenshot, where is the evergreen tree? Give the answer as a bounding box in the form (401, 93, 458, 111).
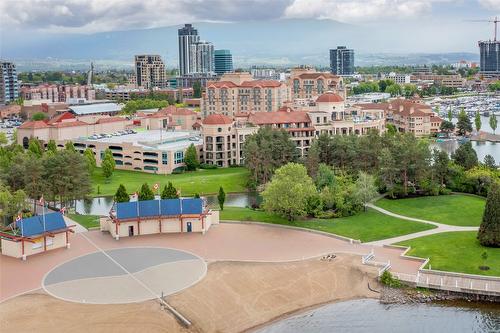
(46, 140, 57, 154)
(28, 138, 43, 158)
(184, 144, 199, 171)
(217, 186, 226, 211)
(161, 182, 178, 199)
(84, 148, 96, 174)
(477, 182, 500, 247)
(114, 184, 130, 202)
(193, 81, 202, 98)
(439, 120, 455, 134)
(447, 107, 453, 122)
(490, 114, 498, 134)
(194, 193, 200, 198)
(484, 154, 496, 170)
(138, 183, 154, 201)
(65, 141, 76, 152)
(456, 108, 472, 136)
(101, 148, 115, 179)
(451, 142, 478, 170)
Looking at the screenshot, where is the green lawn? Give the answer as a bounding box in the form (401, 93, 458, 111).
(91, 167, 249, 197)
(375, 194, 485, 226)
(220, 207, 436, 243)
(397, 232, 500, 276)
(68, 214, 100, 229)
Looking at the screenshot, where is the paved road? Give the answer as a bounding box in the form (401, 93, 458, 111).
(365, 203, 478, 246)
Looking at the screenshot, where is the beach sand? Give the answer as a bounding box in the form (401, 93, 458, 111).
(0, 254, 379, 333)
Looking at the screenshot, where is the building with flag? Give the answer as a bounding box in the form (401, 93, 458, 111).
(0, 212, 74, 260)
(100, 198, 219, 240)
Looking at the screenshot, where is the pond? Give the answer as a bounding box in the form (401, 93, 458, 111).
(73, 192, 262, 216)
(431, 140, 499, 163)
(257, 298, 500, 333)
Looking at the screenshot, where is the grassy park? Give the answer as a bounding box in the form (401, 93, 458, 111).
(398, 232, 500, 276)
(220, 207, 436, 242)
(375, 194, 486, 226)
(91, 167, 249, 197)
(68, 214, 100, 229)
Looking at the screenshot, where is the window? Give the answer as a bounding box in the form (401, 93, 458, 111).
(162, 152, 168, 165)
(175, 151, 184, 164)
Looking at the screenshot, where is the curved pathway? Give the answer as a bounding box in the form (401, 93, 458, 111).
(365, 203, 478, 246)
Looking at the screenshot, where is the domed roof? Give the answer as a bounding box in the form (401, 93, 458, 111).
(316, 91, 344, 103)
(202, 114, 234, 125)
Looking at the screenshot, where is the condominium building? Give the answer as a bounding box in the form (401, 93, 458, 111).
(411, 74, 465, 88)
(214, 50, 233, 75)
(360, 99, 442, 137)
(202, 72, 288, 117)
(190, 41, 214, 74)
(288, 67, 345, 103)
(21, 84, 95, 103)
(251, 68, 285, 81)
(201, 91, 386, 166)
(178, 24, 200, 76)
(134, 55, 166, 89)
(479, 40, 500, 77)
(0, 61, 19, 105)
(330, 46, 354, 76)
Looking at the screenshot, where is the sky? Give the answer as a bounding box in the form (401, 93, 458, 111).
(1, 0, 500, 58)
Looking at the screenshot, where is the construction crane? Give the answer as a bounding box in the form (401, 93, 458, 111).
(467, 16, 499, 41)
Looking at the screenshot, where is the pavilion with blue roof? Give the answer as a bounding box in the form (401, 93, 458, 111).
(102, 198, 219, 240)
(0, 212, 75, 260)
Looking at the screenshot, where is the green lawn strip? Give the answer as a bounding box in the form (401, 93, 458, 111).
(397, 231, 500, 277)
(220, 207, 435, 243)
(91, 167, 249, 197)
(68, 214, 100, 229)
(375, 194, 485, 226)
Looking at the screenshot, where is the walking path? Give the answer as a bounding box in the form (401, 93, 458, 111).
(365, 203, 478, 246)
(63, 216, 87, 233)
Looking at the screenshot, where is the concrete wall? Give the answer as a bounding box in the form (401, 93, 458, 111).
(1, 232, 68, 259)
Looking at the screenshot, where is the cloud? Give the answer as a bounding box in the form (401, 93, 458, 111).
(478, 0, 500, 10)
(0, 0, 291, 34)
(283, 0, 450, 22)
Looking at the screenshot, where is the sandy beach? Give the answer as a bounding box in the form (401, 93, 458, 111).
(0, 254, 379, 333)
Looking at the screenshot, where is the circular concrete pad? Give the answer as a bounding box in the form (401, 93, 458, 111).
(42, 247, 206, 304)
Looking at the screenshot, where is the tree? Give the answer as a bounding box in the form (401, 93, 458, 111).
(447, 107, 453, 122)
(243, 127, 298, 186)
(315, 163, 335, 189)
(477, 182, 500, 247)
(65, 141, 76, 152)
(353, 172, 378, 211)
(84, 148, 96, 174)
(138, 183, 154, 201)
(102, 148, 115, 179)
(46, 140, 57, 154)
(452, 142, 478, 170)
(31, 112, 47, 121)
(432, 149, 450, 186)
(184, 144, 199, 171)
(439, 120, 455, 134)
(0, 184, 28, 225)
(403, 84, 417, 98)
(474, 111, 482, 133)
(114, 184, 130, 203)
(161, 182, 178, 199)
(28, 138, 43, 158)
(456, 108, 472, 136)
(217, 186, 226, 210)
(385, 83, 402, 97)
(0, 132, 7, 145)
(22, 155, 46, 213)
(193, 81, 202, 98)
(484, 155, 496, 170)
(261, 163, 316, 220)
(490, 114, 498, 134)
(386, 124, 397, 136)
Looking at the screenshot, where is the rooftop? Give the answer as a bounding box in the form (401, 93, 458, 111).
(84, 129, 203, 151)
(69, 103, 123, 115)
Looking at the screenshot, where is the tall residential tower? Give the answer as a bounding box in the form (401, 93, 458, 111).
(214, 50, 233, 75)
(134, 55, 166, 89)
(0, 61, 19, 105)
(330, 46, 354, 76)
(479, 41, 500, 77)
(178, 24, 200, 76)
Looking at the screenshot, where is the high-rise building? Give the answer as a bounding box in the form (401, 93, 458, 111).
(178, 24, 200, 76)
(214, 50, 233, 75)
(134, 55, 166, 89)
(0, 61, 19, 105)
(479, 41, 500, 77)
(330, 46, 354, 76)
(190, 41, 214, 74)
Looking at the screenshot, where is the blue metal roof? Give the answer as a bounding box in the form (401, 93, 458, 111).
(17, 212, 68, 237)
(115, 198, 203, 220)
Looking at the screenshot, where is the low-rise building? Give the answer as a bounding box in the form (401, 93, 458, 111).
(288, 67, 345, 103)
(100, 198, 219, 239)
(20, 84, 95, 103)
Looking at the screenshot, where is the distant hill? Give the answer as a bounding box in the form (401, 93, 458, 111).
(2, 19, 479, 70)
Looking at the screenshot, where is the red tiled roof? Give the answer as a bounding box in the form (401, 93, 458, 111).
(234, 112, 251, 117)
(388, 99, 432, 117)
(240, 80, 282, 88)
(354, 103, 389, 110)
(207, 81, 238, 88)
(431, 116, 443, 122)
(18, 120, 49, 129)
(47, 111, 75, 124)
(248, 111, 311, 125)
(95, 117, 126, 124)
(202, 114, 234, 125)
(316, 92, 344, 103)
(192, 121, 202, 129)
(51, 120, 89, 128)
(297, 73, 339, 79)
(171, 108, 196, 116)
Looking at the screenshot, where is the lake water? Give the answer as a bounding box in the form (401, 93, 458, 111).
(73, 192, 261, 216)
(431, 140, 499, 163)
(257, 299, 500, 333)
